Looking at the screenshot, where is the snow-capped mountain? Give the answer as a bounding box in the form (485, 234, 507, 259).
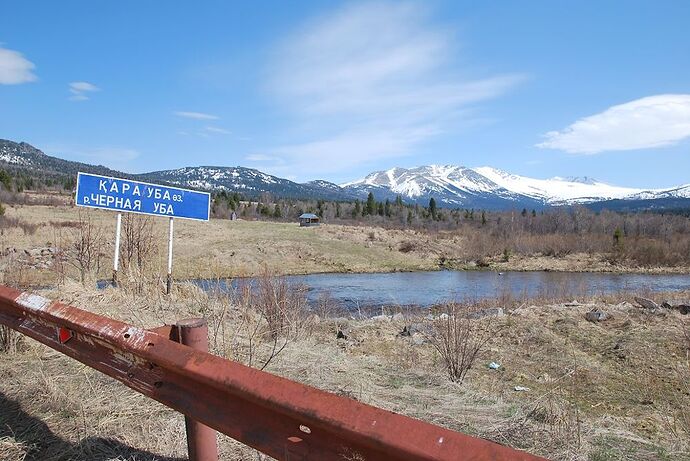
(1, 139, 688, 211)
(341, 165, 689, 209)
(623, 184, 690, 201)
(472, 167, 642, 204)
(342, 165, 543, 209)
(142, 166, 360, 201)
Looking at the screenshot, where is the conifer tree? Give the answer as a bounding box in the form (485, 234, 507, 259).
(366, 192, 376, 216)
(429, 197, 437, 220)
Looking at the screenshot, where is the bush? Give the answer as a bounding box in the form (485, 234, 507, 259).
(229, 271, 311, 370)
(67, 210, 105, 283)
(398, 240, 416, 253)
(426, 304, 499, 383)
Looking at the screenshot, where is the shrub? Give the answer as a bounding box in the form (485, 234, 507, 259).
(67, 210, 105, 283)
(426, 303, 499, 383)
(398, 240, 416, 253)
(229, 272, 311, 370)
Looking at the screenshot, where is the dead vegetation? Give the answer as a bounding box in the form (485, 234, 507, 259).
(66, 210, 106, 283)
(1, 204, 690, 286)
(425, 304, 500, 383)
(0, 325, 21, 354)
(2, 274, 690, 460)
(1, 204, 690, 460)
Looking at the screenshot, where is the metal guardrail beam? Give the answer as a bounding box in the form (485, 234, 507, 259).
(0, 286, 547, 461)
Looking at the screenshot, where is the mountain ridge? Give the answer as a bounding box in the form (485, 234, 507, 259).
(1, 139, 688, 210)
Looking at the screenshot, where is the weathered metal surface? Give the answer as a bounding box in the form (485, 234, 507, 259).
(0, 286, 547, 461)
(176, 318, 219, 461)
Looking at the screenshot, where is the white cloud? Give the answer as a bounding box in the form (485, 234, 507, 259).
(204, 126, 231, 134)
(537, 94, 690, 154)
(69, 81, 100, 100)
(177, 125, 232, 138)
(253, 126, 438, 178)
(174, 111, 219, 120)
(0, 45, 37, 84)
(263, 1, 522, 176)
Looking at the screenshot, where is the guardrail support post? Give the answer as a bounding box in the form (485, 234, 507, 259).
(176, 318, 218, 461)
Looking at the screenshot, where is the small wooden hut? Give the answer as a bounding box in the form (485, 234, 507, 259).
(299, 213, 320, 227)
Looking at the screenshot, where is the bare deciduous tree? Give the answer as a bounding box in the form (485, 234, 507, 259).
(68, 210, 105, 283)
(120, 214, 157, 272)
(228, 272, 311, 371)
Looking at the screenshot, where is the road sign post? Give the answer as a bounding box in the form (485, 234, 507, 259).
(74, 172, 210, 291)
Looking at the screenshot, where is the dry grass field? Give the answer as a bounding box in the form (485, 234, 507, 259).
(1, 279, 689, 461)
(1, 202, 689, 460)
(1, 203, 687, 289)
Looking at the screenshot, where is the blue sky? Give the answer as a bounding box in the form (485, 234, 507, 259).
(1, 1, 689, 186)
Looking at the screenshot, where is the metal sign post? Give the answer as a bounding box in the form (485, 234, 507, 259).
(74, 172, 210, 292)
(167, 217, 174, 294)
(113, 213, 122, 286)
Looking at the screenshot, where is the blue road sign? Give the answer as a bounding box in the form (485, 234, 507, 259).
(75, 172, 210, 221)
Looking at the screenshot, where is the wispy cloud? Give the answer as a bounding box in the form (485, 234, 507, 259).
(262, 2, 522, 177)
(174, 111, 219, 120)
(537, 94, 690, 154)
(69, 81, 100, 101)
(0, 45, 37, 84)
(177, 125, 232, 138)
(203, 126, 231, 134)
(256, 126, 440, 177)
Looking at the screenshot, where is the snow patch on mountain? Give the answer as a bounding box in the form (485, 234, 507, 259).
(473, 166, 643, 203)
(0, 143, 36, 166)
(625, 184, 690, 200)
(343, 165, 501, 198)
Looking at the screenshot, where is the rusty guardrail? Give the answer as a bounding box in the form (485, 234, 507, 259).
(0, 285, 547, 461)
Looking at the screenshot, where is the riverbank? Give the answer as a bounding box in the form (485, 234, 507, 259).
(1, 205, 688, 288)
(1, 281, 689, 460)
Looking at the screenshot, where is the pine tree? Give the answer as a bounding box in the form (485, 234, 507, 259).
(273, 204, 282, 218)
(429, 197, 437, 220)
(366, 192, 376, 216)
(0, 170, 12, 191)
(353, 200, 361, 218)
(384, 199, 392, 217)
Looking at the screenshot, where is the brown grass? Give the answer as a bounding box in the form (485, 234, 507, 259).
(1, 202, 690, 459)
(2, 279, 690, 460)
(0, 204, 688, 288)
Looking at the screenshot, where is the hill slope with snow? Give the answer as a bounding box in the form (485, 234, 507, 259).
(342, 165, 688, 209)
(1, 139, 688, 210)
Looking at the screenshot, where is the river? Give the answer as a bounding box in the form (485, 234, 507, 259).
(195, 270, 690, 309)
